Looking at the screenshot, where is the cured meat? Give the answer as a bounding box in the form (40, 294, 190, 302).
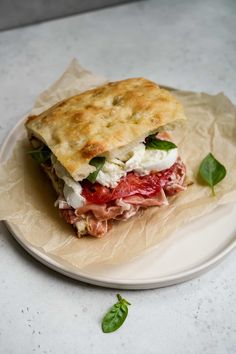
(59, 209, 80, 224)
(86, 214, 109, 238)
(123, 189, 168, 207)
(75, 203, 124, 220)
(59, 158, 187, 237)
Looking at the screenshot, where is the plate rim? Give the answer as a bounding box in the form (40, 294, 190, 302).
(1, 116, 236, 290)
(3, 220, 236, 289)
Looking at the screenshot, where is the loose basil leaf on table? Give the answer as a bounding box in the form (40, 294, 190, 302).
(145, 134, 177, 151)
(28, 145, 51, 164)
(87, 156, 106, 183)
(199, 153, 226, 196)
(102, 294, 131, 333)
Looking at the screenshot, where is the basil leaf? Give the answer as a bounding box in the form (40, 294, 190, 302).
(145, 135, 177, 150)
(28, 145, 51, 164)
(87, 156, 106, 183)
(102, 294, 131, 333)
(199, 153, 226, 196)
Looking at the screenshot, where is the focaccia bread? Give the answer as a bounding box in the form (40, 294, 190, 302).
(26, 78, 186, 181)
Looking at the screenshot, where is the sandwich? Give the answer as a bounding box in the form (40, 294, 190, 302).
(25, 78, 187, 237)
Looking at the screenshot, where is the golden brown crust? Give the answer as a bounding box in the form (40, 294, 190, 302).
(25, 78, 186, 180)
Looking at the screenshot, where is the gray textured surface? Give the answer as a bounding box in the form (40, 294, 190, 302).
(0, 0, 138, 31)
(0, 1, 236, 353)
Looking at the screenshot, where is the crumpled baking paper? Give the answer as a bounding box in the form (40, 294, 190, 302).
(0, 59, 236, 269)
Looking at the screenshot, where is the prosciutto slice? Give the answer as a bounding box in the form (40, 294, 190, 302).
(86, 214, 109, 238)
(123, 189, 168, 207)
(59, 209, 80, 224)
(75, 203, 124, 220)
(164, 159, 186, 196)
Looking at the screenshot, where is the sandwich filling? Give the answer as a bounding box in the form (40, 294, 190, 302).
(30, 131, 186, 237)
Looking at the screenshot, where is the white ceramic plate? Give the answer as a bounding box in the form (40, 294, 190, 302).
(1, 118, 236, 289)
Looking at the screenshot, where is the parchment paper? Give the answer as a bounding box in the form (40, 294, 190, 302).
(1, 59, 236, 269)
